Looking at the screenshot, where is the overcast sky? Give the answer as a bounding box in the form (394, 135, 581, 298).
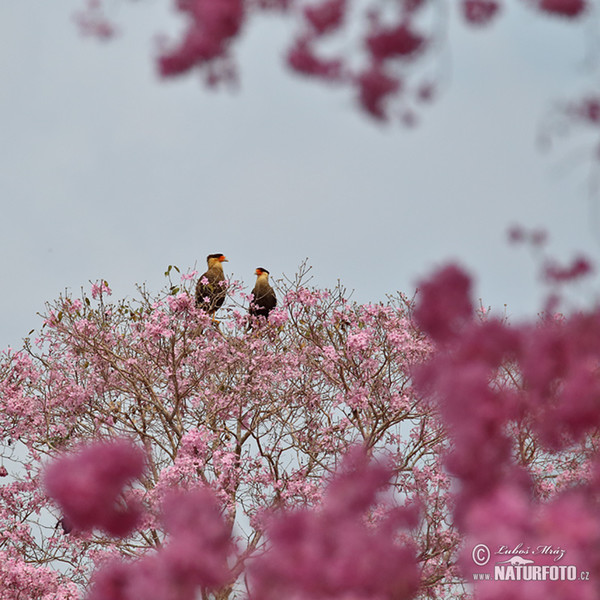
(1, 2, 599, 348)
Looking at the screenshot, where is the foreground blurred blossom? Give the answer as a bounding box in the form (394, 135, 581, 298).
(86, 488, 233, 600)
(44, 439, 146, 536)
(413, 258, 600, 598)
(248, 448, 420, 600)
(413, 263, 473, 343)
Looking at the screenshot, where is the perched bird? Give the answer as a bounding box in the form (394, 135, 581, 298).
(249, 267, 277, 322)
(195, 253, 228, 315)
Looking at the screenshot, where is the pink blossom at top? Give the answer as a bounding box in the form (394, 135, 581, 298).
(287, 37, 344, 80)
(157, 0, 244, 78)
(303, 0, 345, 35)
(355, 64, 401, 120)
(461, 0, 501, 26)
(413, 264, 473, 343)
(538, 0, 587, 18)
(543, 255, 593, 283)
(73, 0, 116, 39)
(365, 22, 426, 62)
(180, 270, 198, 281)
(91, 280, 112, 299)
(568, 96, 600, 124)
(44, 439, 146, 537)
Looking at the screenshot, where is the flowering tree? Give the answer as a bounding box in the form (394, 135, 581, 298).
(1, 243, 599, 599)
(0, 264, 455, 599)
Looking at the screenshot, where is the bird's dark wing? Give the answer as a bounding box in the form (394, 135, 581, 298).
(195, 268, 226, 313)
(249, 284, 277, 318)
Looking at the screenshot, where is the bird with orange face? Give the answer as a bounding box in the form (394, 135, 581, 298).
(195, 253, 228, 316)
(249, 267, 277, 322)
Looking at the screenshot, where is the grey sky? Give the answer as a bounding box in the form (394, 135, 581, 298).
(1, 2, 599, 348)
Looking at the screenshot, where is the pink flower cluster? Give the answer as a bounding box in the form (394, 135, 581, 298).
(73, 0, 116, 39)
(44, 439, 146, 536)
(537, 0, 587, 18)
(72, 0, 595, 126)
(413, 259, 600, 596)
(158, 0, 244, 83)
(248, 447, 420, 600)
(461, 0, 501, 26)
(87, 489, 233, 600)
(0, 551, 80, 600)
(91, 280, 112, 299)
(413, 264, 473, 344)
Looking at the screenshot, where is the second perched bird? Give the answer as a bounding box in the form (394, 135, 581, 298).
(249, 267, 277, 322)
(195, 253, 228, 316)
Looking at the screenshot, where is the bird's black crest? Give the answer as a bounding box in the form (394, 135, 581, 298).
(207, 253, 226, 260)
(256, 267, 270, 274)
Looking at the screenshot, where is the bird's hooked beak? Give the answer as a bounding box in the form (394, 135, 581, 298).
(220, 256, 229, 263)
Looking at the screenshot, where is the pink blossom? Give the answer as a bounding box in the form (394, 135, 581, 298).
(519, 310, 600, 449)
(180, 269, 198, 281)
(287, 37, 344, 80)
(91, 280, 112, 299)
(543, 255, 593, 283)
(365, 22, 425, 62)
(569, 96, 600, 124)
(355, 65, 401, 120)
(249, 448, 420, 600)
(73, 0, 116, 40)
(461, 0, 501, 26)
(0, 551, 80, 599)
(413, 264, 473, 343)
(86, 488, 233, 600)
(44, 439, 146, 536)
(346, 331, 372, 354)
(160, 489, 234, 589)
(507, 225, 548, 246)
(167, 292, 194, 313)
(303, 0, 345, 35)
(158, 0, 244, 77)
(538, 0, 587, 18)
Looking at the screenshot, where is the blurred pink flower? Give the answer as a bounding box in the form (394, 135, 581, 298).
(287, 37, 344, 79)
(366, 22, 425, 62)
(44, 439, 146, 537)
(355, 65, 401, 120)
(249, 448, 420, 600)
(462, 0, 501, 25)
(303, 0, 345, 35)
(158, 0, 244, 77)
(86, 487, 233, 600)
(538, 0, 587, 18)
(413, 264, 473, 343)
